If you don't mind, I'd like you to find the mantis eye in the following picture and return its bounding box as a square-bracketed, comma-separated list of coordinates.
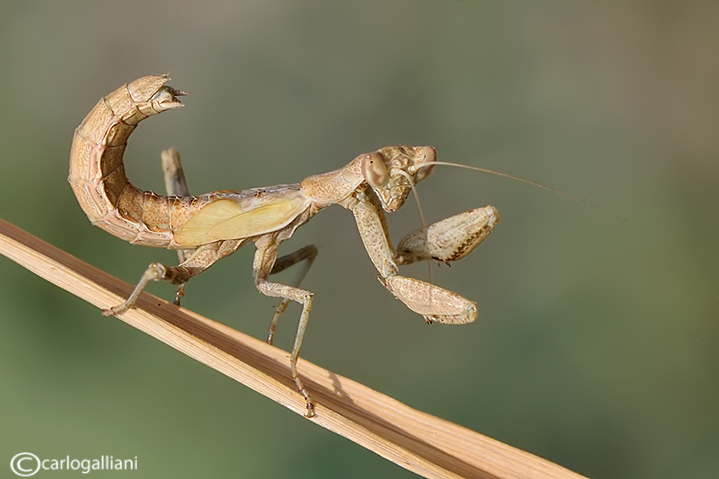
[361, 152, 389, 190]
[414, 146, 436, 182]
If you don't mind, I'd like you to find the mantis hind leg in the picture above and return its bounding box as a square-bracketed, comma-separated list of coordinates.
[103, 148, 246, 316]
[161, 148, 192, 305]
[103, 241, 242, 316]
[102, 261, 191, 316]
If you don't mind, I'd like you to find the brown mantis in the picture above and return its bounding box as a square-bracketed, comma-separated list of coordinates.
[68, 75, 501, 417]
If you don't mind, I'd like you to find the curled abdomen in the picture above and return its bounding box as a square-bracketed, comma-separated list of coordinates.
[68, 75, 197, 248]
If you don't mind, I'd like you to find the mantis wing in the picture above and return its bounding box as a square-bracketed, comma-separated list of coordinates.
[175, 190, 309, 246]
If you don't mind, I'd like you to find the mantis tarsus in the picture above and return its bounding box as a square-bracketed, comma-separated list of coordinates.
[68, 75, 501, 417]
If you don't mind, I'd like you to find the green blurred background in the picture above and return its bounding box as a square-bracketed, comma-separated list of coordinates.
[1, 1, 717, 478]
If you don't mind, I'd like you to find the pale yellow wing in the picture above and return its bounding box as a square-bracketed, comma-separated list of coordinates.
[175, 193, 309, 246]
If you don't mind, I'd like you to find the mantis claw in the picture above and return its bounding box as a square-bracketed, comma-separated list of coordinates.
[396, 206, 499, 266]
[384, 276, 478, 325]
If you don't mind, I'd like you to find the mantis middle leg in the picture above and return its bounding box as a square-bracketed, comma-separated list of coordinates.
[252, 234, 318, 417]
[266, 245, 318, 345]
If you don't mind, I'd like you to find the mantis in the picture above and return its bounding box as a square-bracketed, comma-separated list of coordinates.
[68, 75, 500, 417]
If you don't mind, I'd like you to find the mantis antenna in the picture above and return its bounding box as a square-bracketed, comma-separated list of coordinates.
[395, 168, 435, 281]
[414, 161, 623, 220]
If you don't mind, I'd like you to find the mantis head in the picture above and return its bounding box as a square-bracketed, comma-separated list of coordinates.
[361, 145, 436, 212]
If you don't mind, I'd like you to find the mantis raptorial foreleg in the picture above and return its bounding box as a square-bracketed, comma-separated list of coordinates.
[395, 206, 499, 267]
[346, 188, 499, 324]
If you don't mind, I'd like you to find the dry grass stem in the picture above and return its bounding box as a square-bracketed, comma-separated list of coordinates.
[0, 217, 588, 479]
